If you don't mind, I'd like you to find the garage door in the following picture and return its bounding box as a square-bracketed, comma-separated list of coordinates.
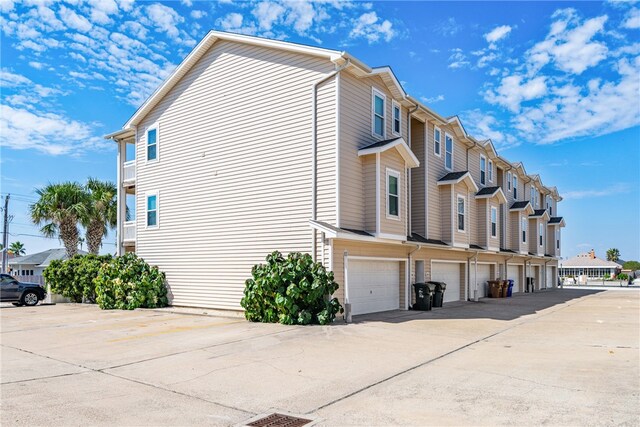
[546, 266, 555, 289]
[508, 265, 520, 293]
[431, 262, 462, 303]
[470, 264, 491, 298]
[348, 260, 400, 316]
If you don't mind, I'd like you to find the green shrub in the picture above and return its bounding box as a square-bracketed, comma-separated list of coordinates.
[94, 253, 168, 310]
[618, 273, 628, 280]
[43, 255, 111, 303]
[241, 251, 343, 325]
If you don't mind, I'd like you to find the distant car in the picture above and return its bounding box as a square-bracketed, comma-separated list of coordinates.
[0, 274, 46, 306]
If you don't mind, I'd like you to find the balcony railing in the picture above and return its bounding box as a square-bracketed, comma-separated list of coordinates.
[123, 160, 135, 184]
[123, 221, 136, 243]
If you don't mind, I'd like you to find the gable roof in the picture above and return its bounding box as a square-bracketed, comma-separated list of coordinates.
[358, 137, 420, 168]
[548, 216, 566, 226]
[529, 209, 550, 220]
[437, 171, 479, 192]
[475, 186, 507, 204]
[8, 249, 88, 268]
[510, 201, 534, 214]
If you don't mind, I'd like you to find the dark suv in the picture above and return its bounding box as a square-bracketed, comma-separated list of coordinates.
[0, 274, 47, 306]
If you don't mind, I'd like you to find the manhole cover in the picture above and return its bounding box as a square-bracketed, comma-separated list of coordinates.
[247, 413, 312, 427]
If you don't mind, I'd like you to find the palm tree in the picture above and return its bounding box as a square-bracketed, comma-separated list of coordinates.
[607, 248, 620, 262]
[9, 241, 25, 256]
[30, 182, 88, 258]
[83, 178, 117, 254]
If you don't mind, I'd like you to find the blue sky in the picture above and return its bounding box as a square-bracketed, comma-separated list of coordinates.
[1, 0, 639, 260]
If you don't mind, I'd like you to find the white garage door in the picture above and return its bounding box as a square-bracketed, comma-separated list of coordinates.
[431, 262, 462, 303]
[546, 266, 555, 289]
[508, 265, 520, 293]
[348, 260, 399, 316]
[470, 264, 491, 298]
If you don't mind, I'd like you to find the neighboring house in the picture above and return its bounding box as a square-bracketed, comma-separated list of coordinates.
[9, 249, 87, 280]
[560, 250, 622, 281]
[106, 31, 565, 316]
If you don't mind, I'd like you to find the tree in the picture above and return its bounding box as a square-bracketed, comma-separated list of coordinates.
[9, 241, 25, 256]
[606, 248, 620, 262]
[83, 178, 117, 254]
[30, 182, 88, 258]
[623, 261, 640, 272]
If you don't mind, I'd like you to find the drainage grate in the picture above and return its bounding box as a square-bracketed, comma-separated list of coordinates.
[247, 413, 312, 427]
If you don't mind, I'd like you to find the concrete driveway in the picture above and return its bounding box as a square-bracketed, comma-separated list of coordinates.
[1, 289, 638, 426]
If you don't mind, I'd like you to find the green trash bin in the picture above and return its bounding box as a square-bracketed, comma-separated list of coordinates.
[412, 283, 433, 311]
[429, 281, 447, 307]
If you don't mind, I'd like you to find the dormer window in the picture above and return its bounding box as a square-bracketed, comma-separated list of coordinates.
[392, 101, 401, 136]
[372, 89, 385, 138]
[386, 169, 400, 218]
[480, 155, 487, 186]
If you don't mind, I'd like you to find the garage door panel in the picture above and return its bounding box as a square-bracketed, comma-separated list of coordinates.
[508, 265, 520, 293]
[471, 264, 491, 298]
[432, 262, 462, 303]
[348, 260, 400, 316]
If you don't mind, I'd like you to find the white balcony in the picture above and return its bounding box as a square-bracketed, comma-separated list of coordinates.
[123, 221, 136, 244]
[123, 160, 135, 185]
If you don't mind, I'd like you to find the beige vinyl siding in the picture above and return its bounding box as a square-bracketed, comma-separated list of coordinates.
[134, 40, 336, 310]
[426, 122, 442, 239]
[468, 148, 483, 187]
[339, 72, 409, 231]
[380, 149, 406, 237]
[510, 212, 521, 252]
[529, 218, 538, 254]
[410, 119, 426, 236]
[363, 155, 376, 233]
[440, 185, 452, 243]
[477, 199, 487, 248]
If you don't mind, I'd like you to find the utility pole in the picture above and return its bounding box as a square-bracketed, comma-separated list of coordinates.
[2, 194, 9, 273]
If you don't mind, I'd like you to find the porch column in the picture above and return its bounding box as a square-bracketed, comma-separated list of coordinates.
[116, 140, 125, 256]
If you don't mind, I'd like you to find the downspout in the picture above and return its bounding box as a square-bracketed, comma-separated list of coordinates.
[523, 256, 532, 292]
[312, 59, 351, 261]
[407, 104, 419, 237]
[467, 250, 479, 301]
[407, 245, 421, 310]
[466, 139, 477, 171]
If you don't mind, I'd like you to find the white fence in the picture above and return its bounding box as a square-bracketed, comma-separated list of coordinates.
[15, 275, 44, 285]
[123, 160, 136, 183]
[123, 221, 136, 242]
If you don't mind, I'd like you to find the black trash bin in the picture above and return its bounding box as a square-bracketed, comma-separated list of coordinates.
[412, 283, 434, 311]
[429, 281, 447, 307]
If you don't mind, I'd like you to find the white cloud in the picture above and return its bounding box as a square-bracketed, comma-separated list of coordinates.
[434, 17, 461, 36]
[350, 11, 395, 43]
[477, 52, 498, 68]
[88, 0, 119, 25]
[420, 95, 445, 103]
[190, 10, 207, 20]
[145, 3, 184, 38]
[563, 183, 631, 200]
[447, 48, 470, 69]
[58, 5, 92, 32]
[253, 2, 285, 31]
[484, 75, 548, 112]
[0, 0, 15, 13]
[461, 109, 515, 147]
[216, 13, 257, 35]
[484, 25, 512, 43]
[28, 61, 45, 69]
[622, 8, 640, 29]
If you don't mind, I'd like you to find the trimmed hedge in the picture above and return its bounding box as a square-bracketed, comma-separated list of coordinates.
[95, 252, 168, 310]
[43, 254, 111, 303]
[241, 251, 343, 325]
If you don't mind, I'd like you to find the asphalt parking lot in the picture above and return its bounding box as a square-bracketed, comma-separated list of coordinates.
[1, 288, 639, 426]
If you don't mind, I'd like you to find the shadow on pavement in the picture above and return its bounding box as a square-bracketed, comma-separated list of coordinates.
[352, 288, 605, 323]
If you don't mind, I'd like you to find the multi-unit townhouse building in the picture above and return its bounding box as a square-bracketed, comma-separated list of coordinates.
[106, 31, 565, 317]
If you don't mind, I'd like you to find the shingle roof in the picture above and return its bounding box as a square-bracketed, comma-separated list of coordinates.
[359, 137, 403, 151]
[8, 249, 88, 268]
[407, 233, 448, 246]
[531, 209, 547, 216]
[476, 186, 501, 196]
[561, 253, 622, 268]
[510, 201, 530, 210]
[342, 228, 373, 237]
[470, 244, 484, 250]
[548, 216, 564, 224]
[500, 248, 517, 254]
[438, 171, 468, 182]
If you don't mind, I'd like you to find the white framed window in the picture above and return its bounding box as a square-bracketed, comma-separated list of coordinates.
[445, 133, 453, 171]
[392, 100, 401, 136]
[507, 171, 512, 192]
[488, 160, 493, 183]
[491, 206, 497, 238]
[480, 155, 487, 186]
[522, 217, 527, 243]
[556, 229, 560, 249]
[548, 198, 553, 215]
[386, 168, 400, 219]
[513, 176, 518, 200]
[434, 126, 441, 157]
[539, 223, 543, 246]
[372, 88, 386, 138]
[146, 191, 159, 228]
[146, 124, 159, 162]
[457, 194, 465, 232]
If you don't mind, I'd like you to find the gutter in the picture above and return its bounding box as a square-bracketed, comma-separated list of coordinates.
[467, 250, 479, 301]
[311, 59, 351, 261]
[406, 104, 420, 237]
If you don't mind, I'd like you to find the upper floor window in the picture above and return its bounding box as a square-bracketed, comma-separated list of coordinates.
[445, 134, 453, 171]
[372, 89, 385, 138]
[491, 206, 497, 238]
[488, 160, 493, 182]
[146, 192, 158, 228]
[480, 155, 487, 186]
[507, 171, 512, 191]
[539, 223, 543, 246]
[513, 176, 518, 200]
[521, 217, 527, 243]
[434, 127, 441, 157]
[556, 229, 560, 249]
[387, 169, 400, 218]
[457, 195, 465, 232]
[530, 187, 535, 203]
[147, 125, 158, 162]
[392, 101, 401, 136]
[548, 198, 553, 216]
